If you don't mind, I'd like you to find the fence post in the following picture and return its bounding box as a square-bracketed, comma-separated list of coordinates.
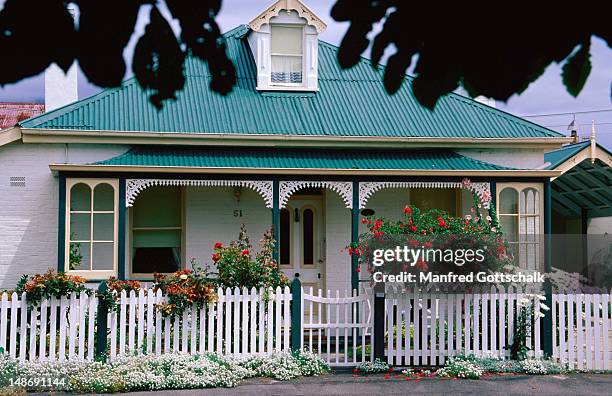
[373, 283, 385, 361]
[95, 281, 109, 361]
[291, 275, 302, 352]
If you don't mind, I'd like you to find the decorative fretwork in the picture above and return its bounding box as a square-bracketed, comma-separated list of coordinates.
[126, 179, 274, 208]
[249, 0, 327, 33]
[358, 181, 491, 209]
[279, 181, 352, 208]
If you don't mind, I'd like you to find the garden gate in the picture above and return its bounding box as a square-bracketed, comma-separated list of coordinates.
[299, 286, 374, 367]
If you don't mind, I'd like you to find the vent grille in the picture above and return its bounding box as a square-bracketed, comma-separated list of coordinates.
[9, 176, 26, 187]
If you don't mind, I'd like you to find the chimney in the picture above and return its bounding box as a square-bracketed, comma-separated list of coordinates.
[45, 63, 78, 112]
[44, 7, 78, 112]
[570, 129, 579, 144]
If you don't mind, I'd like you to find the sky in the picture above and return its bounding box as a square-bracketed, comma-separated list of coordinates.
[1, 0, 611, 149]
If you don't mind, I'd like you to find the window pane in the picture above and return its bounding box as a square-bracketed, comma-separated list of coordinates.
[499, 188, 518, 214]
[70, 183, 91, 211]
[133, 187, 181, 228]
[280, 208, 291, 265]
[92, 243, 114, 270]
[93, 213, 114, 241]
[132, 248, 180, 274]
[500, 215, 517, 241]
[70, 242, 90, 271]
[271, 26, 302, 55]
[94, 184, 114, 211]
[303, 209, 314, 265]
[271, 56, 302, 83]
[70, 213, 91, 241]
[520, 188, 539, 214]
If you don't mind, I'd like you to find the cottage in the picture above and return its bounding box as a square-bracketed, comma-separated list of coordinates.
[2, 0, 606, 291]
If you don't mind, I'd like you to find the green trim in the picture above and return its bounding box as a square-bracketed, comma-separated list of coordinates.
[351, 182, 359, 292]
[290, 276, 302, 351]
[118, 178, 126, 280]
[57, 174, 66, 272]
[272, 181, 280, 263]
[543, 179, 553, 357]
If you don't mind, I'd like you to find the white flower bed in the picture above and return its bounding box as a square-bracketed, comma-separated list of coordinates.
[355, 358, 390, 374]
[0, 351, 329, 393]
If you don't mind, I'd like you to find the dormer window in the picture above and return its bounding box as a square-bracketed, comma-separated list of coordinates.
[248, 0, 326, 92]
[271, 25, 304, 85]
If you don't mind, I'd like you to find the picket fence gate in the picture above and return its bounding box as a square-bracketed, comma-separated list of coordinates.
[300, 287, 373, 367]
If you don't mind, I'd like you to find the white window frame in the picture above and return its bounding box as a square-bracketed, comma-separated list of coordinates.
[66, 178, 119, 279]
[497, 182, 544, 271]
[269, 24, 305, 87]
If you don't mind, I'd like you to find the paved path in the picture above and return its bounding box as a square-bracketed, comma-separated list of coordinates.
[105, 372, 612, 396]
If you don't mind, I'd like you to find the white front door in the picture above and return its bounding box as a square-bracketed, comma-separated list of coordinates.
[279, 195, 325, 292]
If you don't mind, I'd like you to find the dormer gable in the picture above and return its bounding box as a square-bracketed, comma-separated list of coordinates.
[247, 0, 326, 91]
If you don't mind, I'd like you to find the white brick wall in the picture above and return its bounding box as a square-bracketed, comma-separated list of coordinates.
[0, 142, 129, 288]
[185, 187, 272, 269]
[458, 148, 545, 169]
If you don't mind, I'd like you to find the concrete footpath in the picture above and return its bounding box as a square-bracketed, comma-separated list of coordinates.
[98, 372, 612, 396]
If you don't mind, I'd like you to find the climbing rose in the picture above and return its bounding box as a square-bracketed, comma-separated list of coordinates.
[241, 249, 249, 256]
[212, 253, 221, 262]
[404, 206, 412, 215]
[214, 242, 223, 249]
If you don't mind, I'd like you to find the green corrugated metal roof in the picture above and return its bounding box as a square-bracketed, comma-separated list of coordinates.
[22, 25, 561, 139]
[545, 141, 591, 169]
[92, 146, 514, 170]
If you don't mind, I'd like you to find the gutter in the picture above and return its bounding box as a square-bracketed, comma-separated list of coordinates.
[49, 163, 562, 177]
[0, 127, 22, 146]
[20, 128, 572, 150]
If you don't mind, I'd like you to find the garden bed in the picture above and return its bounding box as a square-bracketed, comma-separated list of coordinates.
[0, 350, 329, 393]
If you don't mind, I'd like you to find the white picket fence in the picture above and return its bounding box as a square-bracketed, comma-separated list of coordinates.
[0, 291, 98, 362]
[552, 292, 611, 370]
[384, 287, 611, 369]
[300, 287, 373, 367]
[0, 287, 291, 362]
[1, 287, 610, 370]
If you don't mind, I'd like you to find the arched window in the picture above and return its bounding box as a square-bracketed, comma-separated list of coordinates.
[67, 179, 118, 278]
[279, 208, 292, 266]
[497, 184, 542, 270]
[302, 207, 315, 265]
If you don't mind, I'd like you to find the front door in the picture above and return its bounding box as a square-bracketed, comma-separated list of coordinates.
[279, 194, 325, 292]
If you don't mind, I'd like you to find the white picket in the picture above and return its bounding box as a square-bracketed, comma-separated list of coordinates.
[48, 296, 57, 361]
[58, 296, 68, 361]
[119, 291, 127, 356]
[137, 289, 145, 353]
[0, 293, 8, 352]
[88, 295, 97, 361]
[585, 294, 593, 370]
[28, 303, 38, 361]
[242, 289, 249, 355]
[9, 293, 18, 358]
[593, 294, 602, 370]
[128, 291, 136, 353]
[567, 294, 575, 369]
[78, 292, 86, 360]
[601, 294, 612, 370]
[147, 290, 155, 354]
[576, 294, 585, 370]
[155, 289, 163, 355]
[276, 287, 283, 352]
[233, 288, 240, 355]
[40, 298, 48, 361]
[216, 289, 224, 354]
[249, 287, 257, 355]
